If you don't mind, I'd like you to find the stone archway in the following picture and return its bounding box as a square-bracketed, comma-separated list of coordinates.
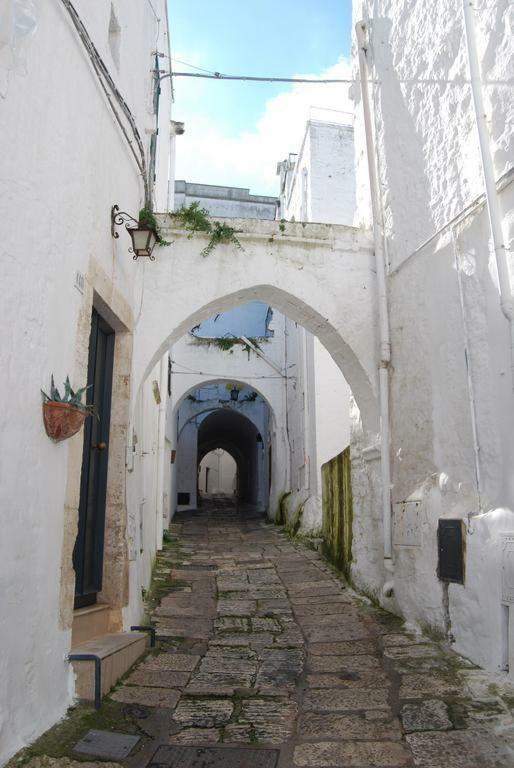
[172, 380, 280, 514]
[132, 217, 378, 434]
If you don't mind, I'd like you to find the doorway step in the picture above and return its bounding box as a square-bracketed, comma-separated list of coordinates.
[70, 631, 148, 700]
[71, 604, 112, 647]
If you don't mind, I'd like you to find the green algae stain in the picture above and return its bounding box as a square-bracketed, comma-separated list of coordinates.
[321, 446, 353, 580]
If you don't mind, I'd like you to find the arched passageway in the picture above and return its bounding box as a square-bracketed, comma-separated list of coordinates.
[173, 382, 273, 513]
[198, 409, 264, 505]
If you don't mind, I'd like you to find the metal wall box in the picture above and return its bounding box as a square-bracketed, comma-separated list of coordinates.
[438, 519, 465, 584]
[177, 492, 190, 505]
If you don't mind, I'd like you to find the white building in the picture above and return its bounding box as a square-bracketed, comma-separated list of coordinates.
[0, 2, 175, 762]
[277, 119, 356, 225]
[175, 180, 278, 219]
[275, 119, 356, 530]
[350, 0, 514, 673]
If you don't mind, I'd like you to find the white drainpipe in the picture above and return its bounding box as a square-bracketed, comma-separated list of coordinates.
[356, 22, 394, 591]
[462, 0, 514, 390]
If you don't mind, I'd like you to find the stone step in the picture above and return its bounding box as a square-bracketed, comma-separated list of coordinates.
[71, 604, 112, 647]
[71, 631, 148, 700]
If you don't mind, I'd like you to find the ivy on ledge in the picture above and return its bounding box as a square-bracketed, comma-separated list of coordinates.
[169, 202, 243, 257]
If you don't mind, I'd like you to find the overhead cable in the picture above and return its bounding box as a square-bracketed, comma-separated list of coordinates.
[60, 0, 149, 202]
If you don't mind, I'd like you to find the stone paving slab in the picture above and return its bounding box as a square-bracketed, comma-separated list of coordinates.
[143, 653, 201, 671]
[172, 698, 234, 727]
[124, 669, 191, 688]
[293, 740, 411, 767]
[401, 699, 452, 732]
[305, 671, 390, 689]
[307, 654, 380, 673]
[303, 687, 392, 712]
[298, 711, 402, 741]
[110, 686, 180, 709]
[308, 640, 377, 656]
[406, 729, 511, 767]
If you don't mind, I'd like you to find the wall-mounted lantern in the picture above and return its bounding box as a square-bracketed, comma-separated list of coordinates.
[230, 386, 240, 402]
[111, 204, 157, 260]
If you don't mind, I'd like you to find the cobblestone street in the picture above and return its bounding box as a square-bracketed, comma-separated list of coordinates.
[21, 502, 514, 768]
[106, 502, 514, 768]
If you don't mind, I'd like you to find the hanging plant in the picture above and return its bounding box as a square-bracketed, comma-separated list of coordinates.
[170, 202, 243, 257]
[41, 375, 95, 443]
[138, 207, 171, 246]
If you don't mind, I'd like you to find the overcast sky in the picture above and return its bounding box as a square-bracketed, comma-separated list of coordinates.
[168, 1, 354, 196]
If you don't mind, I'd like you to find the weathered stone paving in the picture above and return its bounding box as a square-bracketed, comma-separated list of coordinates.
[22, 501, 514, 768]
[105, 501, 514, 767]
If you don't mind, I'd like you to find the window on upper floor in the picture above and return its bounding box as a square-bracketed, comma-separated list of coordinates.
[108, 4, 121, 71]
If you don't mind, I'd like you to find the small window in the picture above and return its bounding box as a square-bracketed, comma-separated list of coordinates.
[177, 492, 190, 505]
[438, 519, 465, 584]
[108, 5, 121, 70]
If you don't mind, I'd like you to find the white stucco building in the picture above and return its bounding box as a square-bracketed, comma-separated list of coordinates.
[350, 0, 514, 673]
[175, 181, 278, 220]
[0, 1, 175, 762]
[275, 119, 356, 530]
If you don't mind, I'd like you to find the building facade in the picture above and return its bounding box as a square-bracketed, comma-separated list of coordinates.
[0, 1, 174, 762]
[351, 0, 514, 673]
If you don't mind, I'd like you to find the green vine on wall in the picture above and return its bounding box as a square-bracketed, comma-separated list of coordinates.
[138, 207, 171, 246]
[170, 202, 243, 257]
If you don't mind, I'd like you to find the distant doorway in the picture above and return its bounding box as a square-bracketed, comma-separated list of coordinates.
[73, 308, 115, 608]
[199, 449, 237, 496]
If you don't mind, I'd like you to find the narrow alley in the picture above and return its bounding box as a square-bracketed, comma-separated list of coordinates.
[21, 501, 514, 768]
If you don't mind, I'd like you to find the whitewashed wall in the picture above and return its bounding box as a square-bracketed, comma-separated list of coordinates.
[0, 1, 172, 762]
[199, 450, 237, 494]
[352, 0, 514, 673]
[277, 121, 355, 533]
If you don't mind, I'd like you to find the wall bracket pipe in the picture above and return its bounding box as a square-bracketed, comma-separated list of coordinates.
[356, 21, 394, 573]
[66, 654, 102, 710]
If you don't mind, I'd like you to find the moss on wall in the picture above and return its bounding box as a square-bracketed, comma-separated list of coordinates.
[275, 490, 291, 525]
[322, 446, 353, 579]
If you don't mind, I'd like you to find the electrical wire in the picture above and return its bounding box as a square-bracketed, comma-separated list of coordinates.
[170, 72, 353, 84]
[168, 71, 513, 86]
[170, 359, 294, 380]
[60, 0, 149, 202]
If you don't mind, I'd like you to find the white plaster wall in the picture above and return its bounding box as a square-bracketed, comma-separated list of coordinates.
[277, 129, 356, 533]
[280, 121, 356, 226]
[351, 0, 514, 672]
[313, 339, 352, 472]
[0, 1, 172, 761]
[352, 0, 513, 264]
[200, 450, 237, 494]
[309, 122, 356, 225]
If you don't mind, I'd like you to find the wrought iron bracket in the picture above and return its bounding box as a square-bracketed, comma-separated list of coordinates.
[111, 204, 138, 239]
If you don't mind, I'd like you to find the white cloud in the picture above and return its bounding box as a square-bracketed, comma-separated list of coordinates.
[172, 58, 354, 197]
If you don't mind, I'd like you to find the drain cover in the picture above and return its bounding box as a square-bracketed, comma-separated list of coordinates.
[148, 745, 279, 768]
[73, 729, 140, 759]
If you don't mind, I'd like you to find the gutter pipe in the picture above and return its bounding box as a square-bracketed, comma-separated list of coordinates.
[462, 0, 514, 391]
[355, 22, 394, 588]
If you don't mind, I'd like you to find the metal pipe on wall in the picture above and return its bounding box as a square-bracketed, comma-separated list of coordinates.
[462, 0, 514, 391]
[355, 22, 394, 583]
